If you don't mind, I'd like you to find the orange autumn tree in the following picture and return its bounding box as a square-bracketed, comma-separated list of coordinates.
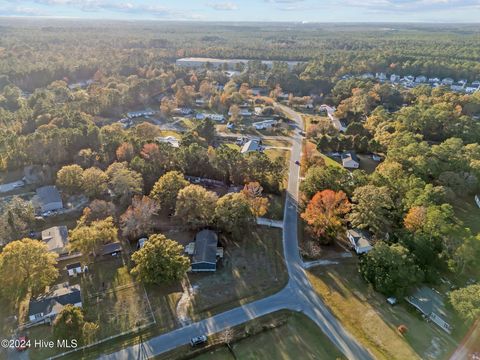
[404, 206, 427, 233]
[301, 189, 351, 244]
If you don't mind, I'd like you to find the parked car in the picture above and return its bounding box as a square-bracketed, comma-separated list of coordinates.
[295, 160, 300, 165]
[190, 335, 208, 347]
[387, 297, 397, 306]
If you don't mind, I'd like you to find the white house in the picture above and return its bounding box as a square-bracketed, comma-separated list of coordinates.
[376, 72, 387, 81]
[429, 77, 441, 83]
[465, 87, 478, 94]
[347, 229, 373, 254]
[66, 262, 86, 277]
[403, 75, 415, 83]
[341, 152, 360, 169]
[155, 136, 180, 148]
[28, 283, 82, 325]
[253, 119, 277, 130]
[361, 73, 374, 79]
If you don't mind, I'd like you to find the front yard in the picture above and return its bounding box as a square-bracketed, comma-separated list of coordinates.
[307, 260, 457, 360]
[188, 227, 287, 320]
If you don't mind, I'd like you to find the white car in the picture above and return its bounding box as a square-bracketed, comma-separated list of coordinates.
[190, 335, 208, 347]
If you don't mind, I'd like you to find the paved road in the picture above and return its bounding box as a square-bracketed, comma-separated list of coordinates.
[101, 104, 372, 360]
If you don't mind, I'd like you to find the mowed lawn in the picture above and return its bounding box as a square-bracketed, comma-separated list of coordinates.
[189, 227, 287, 320]
[452, 195, 480, 235]
[195, 313, 344, 360]
[307, 261, 457, 360]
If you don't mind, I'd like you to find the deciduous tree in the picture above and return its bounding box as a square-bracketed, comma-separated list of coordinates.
[175, 185, 217, 229]
[150, 171, 189, 213]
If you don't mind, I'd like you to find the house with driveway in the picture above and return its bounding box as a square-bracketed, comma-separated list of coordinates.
[41, 225, 80, 260]
[405, 286, 452, 334]
[33, 185, 63, 213]
[28, 283, 82, 325]
[341, 152, 360, 169]
[186, 230, 223, 272]
[346, 228, 373, 254]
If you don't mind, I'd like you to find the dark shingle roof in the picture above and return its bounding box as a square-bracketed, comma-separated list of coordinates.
[101, 242, 122, 256]
[36, 186, 62, 206]
[28, 284, 81, 317]
[192, 230, 218, 264]
[66, 262, 81, 270]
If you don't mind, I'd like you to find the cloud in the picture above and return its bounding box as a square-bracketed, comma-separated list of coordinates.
[207, 2, 238, 10]
[0, 5, 47, 16]
[338, 0, 480, 12]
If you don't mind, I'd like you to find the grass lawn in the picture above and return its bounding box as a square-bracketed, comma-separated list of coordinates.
[188, 227, 287, 321]
[195, 313, 344, 360]
[263, 138, 291, 148]
[320, 153, 343, 168]
[307, 260, 457, 360]
[264, 148, 290, 163]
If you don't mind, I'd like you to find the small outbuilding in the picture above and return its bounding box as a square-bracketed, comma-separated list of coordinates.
[101, 242, 122, 257]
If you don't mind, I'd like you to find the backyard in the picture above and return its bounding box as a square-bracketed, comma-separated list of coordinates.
[188, 227, 287, 320]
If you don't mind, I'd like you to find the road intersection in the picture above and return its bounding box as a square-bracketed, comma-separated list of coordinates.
[101, 104, 372, 360]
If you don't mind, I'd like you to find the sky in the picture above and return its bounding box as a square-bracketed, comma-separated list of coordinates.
[0, 0, 479, 23]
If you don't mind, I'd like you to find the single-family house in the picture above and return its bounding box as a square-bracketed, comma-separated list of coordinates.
[346, 228, 373, 254]
[101, 242, 122, 257]
[375, 73, 387, 81]
[66, 262, 86, 277]
[472, 80, 480, 88]
[28, 283, 82, 325]
[341, 152, 360, 169]
[41, 226, 77, 259]
[189, 230, 223, 272]
[173, 107, 193, 116]
[253, 119, 277, 130]
[34, 186, 63, 213]
[241, 139, 262, 154]
[204, 113, 225, 122]
[195, 98, 207, 106]
[405, 286, 452, 334]
[442, 78, 454, 86]
[429, 77, 441, 83]
[155, 136, 180, 148]
[403, 75, 415, 83]
[475, 194, 480, 209]
[127, 110, 155, 119]
[465, 87, 479, 94]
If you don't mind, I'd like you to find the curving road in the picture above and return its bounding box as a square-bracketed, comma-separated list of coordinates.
[100, 104, 372, 360]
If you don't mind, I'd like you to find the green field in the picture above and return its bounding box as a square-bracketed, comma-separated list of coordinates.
[195, 313, 344, 360]
[307, 260, 457, 360]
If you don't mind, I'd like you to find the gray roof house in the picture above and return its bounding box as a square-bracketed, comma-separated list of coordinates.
[28, 283, 82, 324]
[341, 152, 360, 169]
[191, 230, 220, 272]
[34, 185, 63, 213]
[101, 242, 122, 256]
[241, 139, 261, 154]
[346, 228, 373, 254]
[405, 286, 452, 334]
[42, 226, 68, 254]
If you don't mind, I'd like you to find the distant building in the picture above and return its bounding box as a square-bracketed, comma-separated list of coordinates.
[176, 57, 303, 70]
[189, 230, 223, 272]
[341, 152, 360, 169]
[34, 186, 63, 213]
[241, 139, 262, 154]
[196, 113, 225, 122]
[415, 76, 427, 83]
[155, 136, 180, 148]
[375, 72, 387, 81]
[442, 78, 454, 86]
[127, 110, 155, 119]
[390, 74, 400, 83]
[28, 283, 82, 325]
[253, 119, 277, 130]
[346, 228, 373, 254]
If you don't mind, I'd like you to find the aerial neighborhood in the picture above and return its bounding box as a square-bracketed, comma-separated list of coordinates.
[0, 19, 479, 360]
